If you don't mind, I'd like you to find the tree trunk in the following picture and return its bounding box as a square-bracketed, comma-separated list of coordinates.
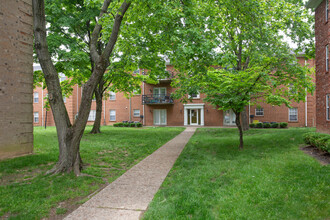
[241, 107, 249, 131]
[90, 88, 103, 134]
[235, 111, 244, 149]
[33, 0, 131, 175]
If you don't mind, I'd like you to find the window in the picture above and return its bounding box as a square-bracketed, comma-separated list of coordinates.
[33, 92, 39, 103]
[133, 69, 140, 74]
[133, 109, 140, 117]
[189, 92, 200, 99]
[88, 110, 96, 121]
[110, 110, 116, 121]
[327, 94, 330, 120]
[255, 108, 264, 116]
[327, 45, 329, 72]
[153, 88, 166, 97]
[289, 108, 298, 122]
[59, 73, 66, 82]
[34, 112, 39, 123]
[109, 91, 116, 100]
[63, 96, 66, 103]
[153, 109, 167, 125]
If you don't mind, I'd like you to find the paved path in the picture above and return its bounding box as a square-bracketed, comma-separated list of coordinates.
[65, 127, 196, 220]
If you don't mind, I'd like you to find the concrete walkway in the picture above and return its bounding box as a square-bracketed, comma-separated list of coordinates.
[65, 127, 196, 220]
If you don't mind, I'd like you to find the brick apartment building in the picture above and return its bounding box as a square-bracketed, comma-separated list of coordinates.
[33, 56, 316, 128]
[0, 0, 34, 159]
[307, 0, 330, 134]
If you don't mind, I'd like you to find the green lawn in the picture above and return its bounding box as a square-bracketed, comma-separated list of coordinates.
[144, 128, 330, 220]
[0, 126, 184, 219]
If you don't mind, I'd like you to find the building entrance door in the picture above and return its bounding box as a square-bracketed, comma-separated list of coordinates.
[224, 109, 236, 126]
[188, 109, 200, 126]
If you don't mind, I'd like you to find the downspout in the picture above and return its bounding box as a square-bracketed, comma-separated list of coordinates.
[76, 85, 79, 115]
[248, 101, 251, 124]
[41, 82, 44, 127]
[305, 60, 308, 127]
[103, 99, 106, 125]
[305, 92, 308, 127]
[143, 81, 145, 125]
[129, 97, 132, 121]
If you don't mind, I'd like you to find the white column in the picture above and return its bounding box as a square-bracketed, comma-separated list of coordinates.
[201, 107, 204, 126]
[184, 108, 188, 126]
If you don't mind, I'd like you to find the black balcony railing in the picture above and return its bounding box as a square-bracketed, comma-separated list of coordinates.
[142, 94, 174, 105]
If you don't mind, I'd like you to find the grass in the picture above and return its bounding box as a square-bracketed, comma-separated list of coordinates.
[144, 128, 330, 220]
[0, 126, 184, 219]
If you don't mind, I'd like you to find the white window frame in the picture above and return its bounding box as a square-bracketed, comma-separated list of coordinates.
[255, 108, 264, 116]
[88, 110, 96, 121]
[33, 92, 39, 103]
[110, 110, 116, 121]
[133, 109, 140, 117]
[153, 109, 167, 125]
[289, 108, 298, 122]
[326, 94, 330, 121]
[109, 91, 116, 100]
[188, 92, 200, 99]
[153, 87, 166, 97]
[326, 45, 329, 72]
[34, 112, 39, 123]
[59, 73, 66, 82]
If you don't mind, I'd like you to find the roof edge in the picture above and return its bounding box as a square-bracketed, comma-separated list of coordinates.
[306, 0, 323, 9]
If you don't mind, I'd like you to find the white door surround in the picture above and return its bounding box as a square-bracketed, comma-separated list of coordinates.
[184, 104, 205, 126]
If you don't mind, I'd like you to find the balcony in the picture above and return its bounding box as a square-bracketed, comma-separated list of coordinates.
[142, 94, 174, 105]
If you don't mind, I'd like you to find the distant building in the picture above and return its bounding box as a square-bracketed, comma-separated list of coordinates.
[307, 0, 330, 134]
[33, 57, 315, 127]
[0, 0, 34, 159]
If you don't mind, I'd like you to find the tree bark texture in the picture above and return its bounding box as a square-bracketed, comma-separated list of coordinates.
[33, 0, 131, 175]
[235, 111, 244, 149]
[241, 107, 249, 131]
[90, 81, 104, 134]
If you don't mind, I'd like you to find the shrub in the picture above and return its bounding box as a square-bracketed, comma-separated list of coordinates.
[303, 132, 330, 153]
[113, 123, 123, 127]
[129, 123, 136, 127]
[271, 123, 279, 128]
[123, 123, 129, 127]
[249, 123, 256, 128]
[263, 123, 271, 128]
[256, 122, 263, 128]
[280, 122, 288, 128]
[136, 122, 142, 127]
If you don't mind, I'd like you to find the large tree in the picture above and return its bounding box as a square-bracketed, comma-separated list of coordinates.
[33, 0, 131, 174]
[170, 0, 315, 149]
[33, 0, 196, 174]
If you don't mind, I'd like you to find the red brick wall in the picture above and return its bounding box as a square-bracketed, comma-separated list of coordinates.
[315, 0, 330, 133]
[0, 0, 34, 159]
[33, 60, 315, 128]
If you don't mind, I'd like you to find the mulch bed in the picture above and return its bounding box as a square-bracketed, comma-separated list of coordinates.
[300, 145, 330, 165]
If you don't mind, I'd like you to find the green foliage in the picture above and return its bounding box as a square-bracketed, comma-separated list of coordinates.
[303, 132, 330, 153]
[280, 122, 288, 128]
[271, 123, 279, 128]
[263, 123, 271, 128]
[256, 123, 263, 128]
[249, 123, 256, 128]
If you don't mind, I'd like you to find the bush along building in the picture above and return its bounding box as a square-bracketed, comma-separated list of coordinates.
[307, 0, 330, 134]
[0, 0, 34, 160]
[33, 56, 316, 128]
